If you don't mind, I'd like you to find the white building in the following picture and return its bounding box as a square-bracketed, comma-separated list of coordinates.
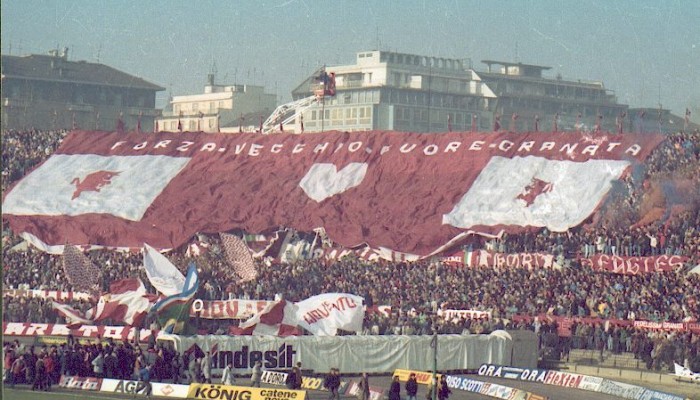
[291, 50, 496, 133]
[290, 50, 629, 133]
[158, 74, 277, 133]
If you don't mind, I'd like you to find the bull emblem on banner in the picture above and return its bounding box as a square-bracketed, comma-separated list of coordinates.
[71, 170, 121, 199]
[516, 177, 553, 207]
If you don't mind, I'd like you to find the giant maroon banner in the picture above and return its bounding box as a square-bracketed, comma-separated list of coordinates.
[580, 254, 687, 275]
[2, 130, 664, 256]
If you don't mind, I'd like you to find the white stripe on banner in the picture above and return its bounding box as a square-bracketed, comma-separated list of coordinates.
[3, 154, 190, 221]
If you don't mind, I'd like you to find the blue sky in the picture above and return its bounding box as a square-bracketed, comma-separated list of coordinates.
[2, 0, 698, 115]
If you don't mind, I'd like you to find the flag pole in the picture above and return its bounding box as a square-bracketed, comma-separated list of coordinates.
[432, 317, 438, 400]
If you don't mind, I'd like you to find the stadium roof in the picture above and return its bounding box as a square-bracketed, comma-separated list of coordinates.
[1, 53, 164, 91]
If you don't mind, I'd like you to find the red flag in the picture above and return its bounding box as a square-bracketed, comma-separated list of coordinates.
[62, 245, 101, 293]
[54, 278, 156, 327]
[220, 233, 258, 282]
[235, 299, 301, 336]
[91, 278, 156, 326]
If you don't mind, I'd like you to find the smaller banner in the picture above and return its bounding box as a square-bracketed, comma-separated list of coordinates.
[393, 369, 441, 384]
[466, 250, 560, 270]
[3, 289, 92, 301]
[3, 322, 157, 341]
[477, 364, 547, 383]
[296, 293, 365, 336]
[100, 379, 189, 398]
[444, 375, 485, 393]
[59, 375, 103, 391]
[580, 254, 687, 275]
[187, 384, 306, 400]
[438, 309, 492, 321]
[190, 299, 274, 319]
[261, 371, 325, 391]
[510, 315, 700, 334]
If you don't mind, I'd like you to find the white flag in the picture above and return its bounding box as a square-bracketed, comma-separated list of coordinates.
[295, 293, 365, 336]
[143, 243, 186, 296]
[2, 154, 189, 221]
[443, 156, 629, 232]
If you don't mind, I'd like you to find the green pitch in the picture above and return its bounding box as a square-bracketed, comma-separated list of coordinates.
[2, 388, 133, 400]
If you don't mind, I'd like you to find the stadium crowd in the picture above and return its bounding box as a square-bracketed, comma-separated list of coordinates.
[2, 128, 700, 376]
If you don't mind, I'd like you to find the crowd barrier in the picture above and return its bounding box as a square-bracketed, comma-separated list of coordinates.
[392, 368, 548, 400]
[477, 364, 691, 400]
[260, 370, 385, 400]
[164, 331, 516, 374]
[58, 375, 307, 400]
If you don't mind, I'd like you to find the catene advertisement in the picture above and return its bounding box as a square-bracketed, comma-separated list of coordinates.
[187, 384, 306, 400]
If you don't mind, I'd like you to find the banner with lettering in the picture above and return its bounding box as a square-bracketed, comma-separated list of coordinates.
[2, 130, 663, 256]
[296, 293, 365, 336]
[510, 315, 700, 334]
[580, 254, 687, 275]
[438, 309, 492, 321]
[3, 322, 157, 341]
[465, 250, 561, 269]
[3, 289, 92, 301]
[190, 299, 273, 319]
